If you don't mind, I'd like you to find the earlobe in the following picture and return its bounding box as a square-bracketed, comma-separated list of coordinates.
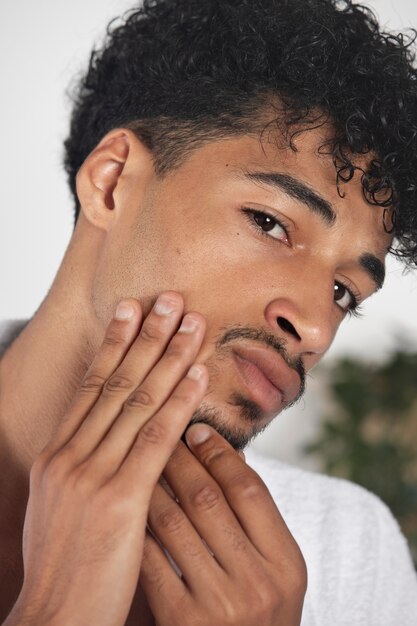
[75, 131, 130, 230]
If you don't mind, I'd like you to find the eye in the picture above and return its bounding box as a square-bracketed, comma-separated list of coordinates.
[243, 208, 289, 243]
[334, 281, 360, 315]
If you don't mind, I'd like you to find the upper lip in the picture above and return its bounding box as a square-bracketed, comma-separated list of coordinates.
[232, 344, 301, 406]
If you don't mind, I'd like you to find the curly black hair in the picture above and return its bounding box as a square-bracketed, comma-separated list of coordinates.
[64, 0, 417, 265]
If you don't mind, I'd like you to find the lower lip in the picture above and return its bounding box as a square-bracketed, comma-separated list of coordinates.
[232, 352, 283, 414]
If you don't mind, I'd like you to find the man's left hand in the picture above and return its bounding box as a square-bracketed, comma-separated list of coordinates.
[140, 424, 307, 626]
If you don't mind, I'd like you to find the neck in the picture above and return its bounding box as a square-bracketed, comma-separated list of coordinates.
[0, 215, 153, 619]
[0, 215, 105, 483]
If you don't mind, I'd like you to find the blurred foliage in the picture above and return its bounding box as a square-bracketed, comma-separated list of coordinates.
[306, 349, 417, 566]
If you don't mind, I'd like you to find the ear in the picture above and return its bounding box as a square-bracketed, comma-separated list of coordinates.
[76, 128, 152, 231]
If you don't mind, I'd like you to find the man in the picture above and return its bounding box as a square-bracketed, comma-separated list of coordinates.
[1, 0, 417, 624]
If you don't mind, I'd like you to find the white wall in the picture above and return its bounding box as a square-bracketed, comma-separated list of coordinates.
[1, 0, 416, 464]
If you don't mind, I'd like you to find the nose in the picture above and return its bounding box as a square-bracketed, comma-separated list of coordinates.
[264, 296, 335, 357]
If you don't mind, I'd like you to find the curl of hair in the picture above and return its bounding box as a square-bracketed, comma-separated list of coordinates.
[64, 0, 417, 266]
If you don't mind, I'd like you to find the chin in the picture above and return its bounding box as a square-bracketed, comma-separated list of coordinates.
[185, 399, 269, 450]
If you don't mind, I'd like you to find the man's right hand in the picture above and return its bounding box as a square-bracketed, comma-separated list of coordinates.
[4, 292, 207, 626]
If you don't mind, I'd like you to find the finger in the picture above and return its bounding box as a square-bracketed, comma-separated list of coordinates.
[62, 292, 186, 464]
[161, 441, 256, 576]
[114, 363, 208, 496]
[146, 482, 221, 591]
[42, 298, 143, 456]
[86, 312, 206, 475]
[140, 530, 187, 620]
[185, 424, 296, 562]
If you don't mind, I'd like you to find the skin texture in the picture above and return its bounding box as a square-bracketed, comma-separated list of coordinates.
[0, 124, 392, 625]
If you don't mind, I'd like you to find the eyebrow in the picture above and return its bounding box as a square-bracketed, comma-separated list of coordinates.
[240, 169, 386, 291]
[242, 170, 337, 226]
[359, 253, 385, 290]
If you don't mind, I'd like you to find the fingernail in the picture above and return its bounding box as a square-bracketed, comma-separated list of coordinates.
[186, 423, 212, 446]
[186, 364, 204, 381]
[153, 295, 177, 316]
[115, 301, 135, 320]
[178, 314, 199, 334]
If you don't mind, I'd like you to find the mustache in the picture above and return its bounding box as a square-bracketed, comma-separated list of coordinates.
[216, 326, 306, 405]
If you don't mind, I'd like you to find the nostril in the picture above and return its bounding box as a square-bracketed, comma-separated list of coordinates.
[277, 316, 301, 341]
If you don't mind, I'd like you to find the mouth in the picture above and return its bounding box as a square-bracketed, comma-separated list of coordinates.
[232, 346, 301, 415]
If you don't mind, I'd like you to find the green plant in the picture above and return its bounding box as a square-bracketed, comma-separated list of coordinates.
[306, 350, 417, 566]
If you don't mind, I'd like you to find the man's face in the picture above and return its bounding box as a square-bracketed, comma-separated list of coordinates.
[87, 126, 392, 449]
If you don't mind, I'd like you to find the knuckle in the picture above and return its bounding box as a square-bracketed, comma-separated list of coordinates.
[216, 597, 239, 624]
[98, 487, 136, 521]
[229, 531, 248, 553]
[70, 464, 96, 496]
[103, 330, 125, 347]
[228, 471, 264, 500]
[41, 451, 71, 487]
[171, 389, 196, 407]
[140, 323, 162, 344]
[292, 573, 308, 600]
[104, 374, 135, 394]
[125, 387, 153, 409]
[156, 506, 185, 534]
[252, 579, 277, 615]
[164, 342, 186, 361]
[138, 419, 167, 446]
[198, 445, 228, 468]
[80, 373, 106, 394]
[190, 484, 221, 512]
[289, 550, 308, 595]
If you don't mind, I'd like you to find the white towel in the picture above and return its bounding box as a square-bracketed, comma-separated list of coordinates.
[246, 447, 417, 625]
